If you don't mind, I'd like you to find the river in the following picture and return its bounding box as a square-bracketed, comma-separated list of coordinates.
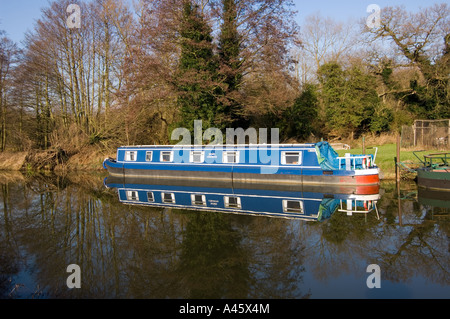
[0, 171, 448, 299]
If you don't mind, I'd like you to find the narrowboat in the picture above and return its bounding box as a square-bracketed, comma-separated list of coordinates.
[416, 152, 450, 191]
[104, 176, 380, 220]
[103, 142, 380, 186]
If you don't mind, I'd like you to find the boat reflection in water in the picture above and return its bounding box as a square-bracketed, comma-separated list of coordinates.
[104, 176, 381, 221]
[418, 187, 450, 210]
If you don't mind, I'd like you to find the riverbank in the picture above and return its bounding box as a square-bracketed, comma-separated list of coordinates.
[0, 145, 114, 173]
[0, 142, 437, 180]
[0, 151, 28, 170]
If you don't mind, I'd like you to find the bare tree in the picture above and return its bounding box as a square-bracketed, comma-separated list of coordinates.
[0, 31, 21, 151]
[295, 13, 360, 84]
[364, 3, 450, 119]
[366, 4, 450, 79]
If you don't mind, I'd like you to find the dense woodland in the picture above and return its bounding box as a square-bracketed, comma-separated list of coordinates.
[0, 0, 449, 157]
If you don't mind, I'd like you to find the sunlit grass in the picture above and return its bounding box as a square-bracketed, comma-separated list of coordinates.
[336, 143, 442, 179]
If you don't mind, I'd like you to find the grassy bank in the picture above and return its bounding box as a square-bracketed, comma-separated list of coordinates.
[0, 141, 442, 180]
[0, 146, 115, 173]
[336, 143, 440, 179]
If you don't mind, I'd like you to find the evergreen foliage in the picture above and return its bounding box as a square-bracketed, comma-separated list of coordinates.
[317, 62, 383, 138]
[175, 1, 223, 135]
[279, 84, 318, 141]
[217, 0, 246, 128]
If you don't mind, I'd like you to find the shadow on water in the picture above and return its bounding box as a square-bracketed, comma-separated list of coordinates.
[0, 171, 448, 299]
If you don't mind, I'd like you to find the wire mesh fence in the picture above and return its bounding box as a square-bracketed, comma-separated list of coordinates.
[402, 120, 450, 150]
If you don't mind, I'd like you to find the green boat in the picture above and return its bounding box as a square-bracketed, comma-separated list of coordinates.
[418, 188, 450, 208]
[416, 152, 450, 191]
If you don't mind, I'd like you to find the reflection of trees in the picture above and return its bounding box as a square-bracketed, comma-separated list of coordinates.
[0, 174, 123, 298]
[373, 208, 450, 285]
[0, 183, 20, 298]
[371, 182, 450, 285]
[120, 207, 188, 298]
[243, 218, 310, 298]
[304, 211, 382, 283]
[175, 212, 311, 298]
[321, 210, 380, 244]
[0, 173, 310, 298]
[177, 212, 250, 298]
[0, 176, 448, 298]
[305, 181, 450, 287]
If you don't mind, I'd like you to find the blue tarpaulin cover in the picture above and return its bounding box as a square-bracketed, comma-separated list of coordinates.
[317, 198, 339, 221]
[315, 141, 374, 170]
[315, 142, 340, 170]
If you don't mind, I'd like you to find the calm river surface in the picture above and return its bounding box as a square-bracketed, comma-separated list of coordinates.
[0, 171, 448, 299]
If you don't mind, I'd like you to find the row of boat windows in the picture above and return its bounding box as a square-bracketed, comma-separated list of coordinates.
[124, 150, 302, 165]
[125, 191, 304, 213]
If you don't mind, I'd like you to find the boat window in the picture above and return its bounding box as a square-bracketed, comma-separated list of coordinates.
[126, 190, 139, 201]
[147, 192, 154, 202]
[145, 151, 153, 162]
[160, 151, 173, 162]
[162, 192, 175, 203]
[282, 200, 304, 213]
[125, 151, 137, 161]
[281, 152, 302, 165]
[224, 196, 241, 208]
[191, 194, 206, 206]
[190, 151, 204, 163]
[223, 151, 239, 164]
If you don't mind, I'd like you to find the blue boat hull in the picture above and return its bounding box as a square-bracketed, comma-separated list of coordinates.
[103, 143, 380, 186]
[103, 157, 379, 186]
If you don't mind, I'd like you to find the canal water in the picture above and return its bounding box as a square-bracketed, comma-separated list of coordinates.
[0, 171, 448, 299]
